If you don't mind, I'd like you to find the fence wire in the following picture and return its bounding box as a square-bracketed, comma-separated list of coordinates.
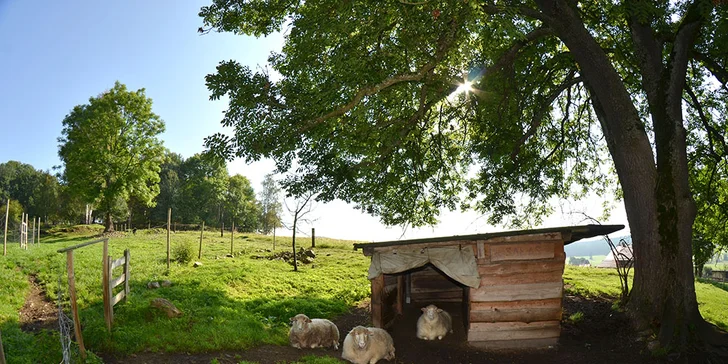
[57, 277, 75, 364]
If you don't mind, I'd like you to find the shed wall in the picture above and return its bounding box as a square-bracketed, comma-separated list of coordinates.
[467, 233, 566, 348]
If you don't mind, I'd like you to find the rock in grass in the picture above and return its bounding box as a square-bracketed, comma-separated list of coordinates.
[161, 280, 172, 287]
[150, 298, 183, 318]
[147, 281, 160, 289]
[193, 261, 203, 267]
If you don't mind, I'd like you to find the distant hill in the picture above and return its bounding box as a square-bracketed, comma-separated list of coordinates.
[565, 235, 632, 257]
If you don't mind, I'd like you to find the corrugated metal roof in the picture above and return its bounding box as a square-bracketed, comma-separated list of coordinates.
[353, 224, 624, 251]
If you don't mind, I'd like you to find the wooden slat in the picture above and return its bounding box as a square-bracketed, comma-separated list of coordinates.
[477, 242, 485, 259]
[484, 232, 563, 244]
[470, 307, 562, 323]
[124, 249, 130, 300]
[371, 274, 384, 328]
[477, 260, 564, 276]
[111, 289, 126, 306]
[102, 240, 111, 333]
[66, 251, 87, 358]
[110, 274, 126, 289]
[470, 281, 563, 302]
[490, 242, 555, 262]
[480, 270, 563, 286]
[467, 321, 560, 341]
[471, 298, 562, 311]
[111, 255, 126, 270]
[57, 237, 108, 253]
[396, 275, 404, 315]
[469, 337, 559, 349]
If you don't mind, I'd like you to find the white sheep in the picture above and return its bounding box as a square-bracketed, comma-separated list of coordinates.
[341, 325, 396, 364]
[288, 314, 340, 350]
[416, 304, 453, 340]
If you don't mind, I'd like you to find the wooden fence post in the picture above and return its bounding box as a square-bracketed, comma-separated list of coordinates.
[167, 208, 171, 270]
[371, 274, 384, 328]
[102, 239, 111, 332]
[198, 222, 204, 259]
[3, 199, 8, 256]
[31, 217, 35, 246]
[0, 328, 6, 364]
[230, 221, 234, 255]
[311, 228, 315, 248]
[36, 217, 40, 244]
[66, 250, 87, 359]
[124, 249, 130, 299]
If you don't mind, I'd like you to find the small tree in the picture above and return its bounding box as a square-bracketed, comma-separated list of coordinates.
[259, 173, 283, 235]
[283, 191, 317, 272]
[605, 236, 634, 305]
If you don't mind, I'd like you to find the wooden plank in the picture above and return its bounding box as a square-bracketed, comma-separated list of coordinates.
[66, 251, 87, 359]
[480, 271, 563, 286]
[57, 237, 108, 253]
[484, 232, 563, 244]
[107, 256, 114, 327]
[477, 260, 564, 276]
[0, 328, 6, 364]
[396, 275, 404, 315]
[467, 321, 561, 341]
[470, 281, 563, 302]
[470, 307, 562, 323]
[102, 240, 111, 332]
[469, 337, 559, 349]
[124, 249, 130, 301]
[471, 298, 562, 311]
[110, 274, 126, 289]
[111, 289, 126, 306]
[363, 241, 474, 256]
[371, 274, 384, 328]
[111, 255, 126, 270]
[477, 242, 485, 259]
[490, 242, 555, 262]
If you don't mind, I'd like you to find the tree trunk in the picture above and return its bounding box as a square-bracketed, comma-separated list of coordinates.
[533, 0, 712, 351]
[292, 212, 298, 272]
[104, 211, 114, 233]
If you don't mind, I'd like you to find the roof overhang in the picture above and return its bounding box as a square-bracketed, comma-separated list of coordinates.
[353, 224, 625, 252]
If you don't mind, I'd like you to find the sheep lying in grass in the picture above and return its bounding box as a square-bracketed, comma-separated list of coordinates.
[416, 304, 453, 340]
[289, 314, 340, 350]
[341, 326, 395, 364]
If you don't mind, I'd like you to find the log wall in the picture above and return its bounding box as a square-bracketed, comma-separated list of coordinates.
[467, 232, 566, 349]
[409, 266, 464, 303]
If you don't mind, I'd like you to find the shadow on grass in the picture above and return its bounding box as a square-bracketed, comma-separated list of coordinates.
[81, 279, 352, 360]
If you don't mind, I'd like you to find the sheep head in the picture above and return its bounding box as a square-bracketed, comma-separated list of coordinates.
[349, 326, 371, 349]
[421, 304, 442, 320]
[290, 314, 312, 331]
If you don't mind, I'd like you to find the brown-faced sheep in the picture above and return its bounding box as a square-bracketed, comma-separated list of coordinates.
[341, 326, 395, 364]
[416, 304, 453, 340]
[289, 314, 340, 350]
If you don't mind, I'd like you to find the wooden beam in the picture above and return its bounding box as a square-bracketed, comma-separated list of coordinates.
[477, 260, 564, 276]
[396, 275, 404, 315]
[124, 249, 130, 302]
[3, 199, 8, 256]
[111, 290, 126, 306]
[110, 274, 126, 289]
[66, 251, 87, 359]
[490, 242, 555, 262]
[102, 240, 111, 332]
[479, 271, 563, 286]
[57, 237, 108, 253]
[167, 208, 171, 270]
[371, 274, 385, 328]
[469, 337, 559, 349]
[110, 255, 126, 270]
[467, 321, 560, 341]
[470, 281, 563, 302]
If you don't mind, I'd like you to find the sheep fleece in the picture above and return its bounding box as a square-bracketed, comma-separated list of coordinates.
[341, 326, 395, 364]
[417, 305, 453, 340]
[289, 316, 340, 349]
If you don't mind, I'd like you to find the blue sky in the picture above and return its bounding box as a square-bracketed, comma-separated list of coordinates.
[0, 1, 629, 241]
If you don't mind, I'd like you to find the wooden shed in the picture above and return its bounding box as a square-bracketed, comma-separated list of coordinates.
[353, 224, 624, 349]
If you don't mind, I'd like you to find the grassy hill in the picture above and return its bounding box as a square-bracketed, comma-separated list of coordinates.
[1, 226, 370, 363]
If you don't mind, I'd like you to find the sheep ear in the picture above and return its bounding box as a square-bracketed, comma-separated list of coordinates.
[421, 307, 427, 312]
[437, 308, 443, 313]
[306, 318, 312, 323]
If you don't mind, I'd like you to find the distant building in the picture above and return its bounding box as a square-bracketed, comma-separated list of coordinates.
[597, 244, 633, 269]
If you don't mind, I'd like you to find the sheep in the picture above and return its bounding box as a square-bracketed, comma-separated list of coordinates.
[416, 304, 453, 340]
[341, 325, 396, 364]
[288, 314, 340, 350]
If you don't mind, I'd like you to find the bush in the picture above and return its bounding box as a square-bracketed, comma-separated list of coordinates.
[173, 241, 195, 263]
[704, 266, 713, 277]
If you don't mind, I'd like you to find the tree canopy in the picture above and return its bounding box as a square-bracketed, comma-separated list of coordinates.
[58, 81, 166, 232]
[200, 0, 728, 352]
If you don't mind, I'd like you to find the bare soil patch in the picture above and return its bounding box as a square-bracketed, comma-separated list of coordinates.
[19, 274, 58, 333]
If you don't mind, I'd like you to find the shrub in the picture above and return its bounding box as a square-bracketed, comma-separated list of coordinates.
[173, 241, 195, 263]
[704, 266, 713, 277]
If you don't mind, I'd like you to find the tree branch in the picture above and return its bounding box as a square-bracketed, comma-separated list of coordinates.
[692, 51, 728, 86]
[490, 27, 555, 73]
[510, 73, 582, 161]
[685, 85, 728, 160]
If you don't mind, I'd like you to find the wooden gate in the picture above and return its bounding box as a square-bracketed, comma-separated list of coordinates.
[104, 249, 130, 330]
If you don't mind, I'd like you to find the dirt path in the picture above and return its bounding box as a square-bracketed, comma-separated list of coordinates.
[19, 274, 58, 333]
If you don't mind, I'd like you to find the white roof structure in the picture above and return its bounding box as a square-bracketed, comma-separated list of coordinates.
[597, 244, 634, 268]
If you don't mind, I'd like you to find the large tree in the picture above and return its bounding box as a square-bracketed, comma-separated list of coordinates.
[225, 174, 261, 232]
[200, 0, 728, 352]
[178, 153, 229, 226]
[58, 81, 166, 232]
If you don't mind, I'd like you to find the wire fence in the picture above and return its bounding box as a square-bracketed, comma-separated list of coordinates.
[57, 277, 76, 363]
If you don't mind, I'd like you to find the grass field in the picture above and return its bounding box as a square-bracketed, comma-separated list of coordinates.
[564, 266, 728, 330]
[1, 226, 370, 363]
[2, 228, 728, 363]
